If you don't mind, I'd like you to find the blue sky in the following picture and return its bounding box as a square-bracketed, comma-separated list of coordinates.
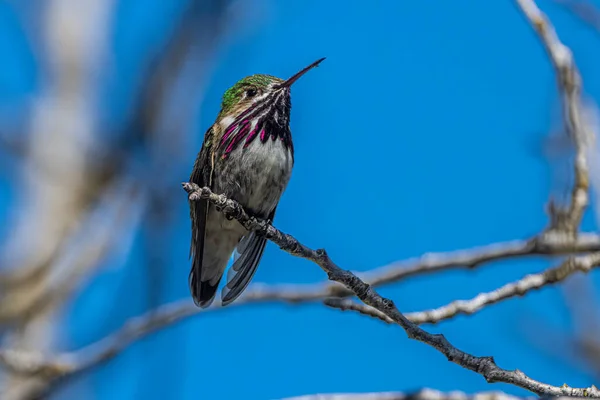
[2, 1, 600, 399]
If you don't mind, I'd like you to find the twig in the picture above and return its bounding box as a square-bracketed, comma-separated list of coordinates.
[0, 283, 363, 378]
[356, 232, 600, 292]
[180, 183, 600, 398]
[324, 298, 394, 324]
[327, 253, 600, 325]
[407, 253, 600, 324]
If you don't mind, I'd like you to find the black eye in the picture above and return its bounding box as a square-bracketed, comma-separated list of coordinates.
[246, 88, 258, 98]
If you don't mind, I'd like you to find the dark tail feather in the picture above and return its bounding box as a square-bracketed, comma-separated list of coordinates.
[220, 208, 276, 306]
[221, 232, 267, 306]
[189, 193, 218, 308]
[189, 267, 222, 308]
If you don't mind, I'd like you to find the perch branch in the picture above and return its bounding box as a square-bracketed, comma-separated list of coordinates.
[179, 183, 600, 398]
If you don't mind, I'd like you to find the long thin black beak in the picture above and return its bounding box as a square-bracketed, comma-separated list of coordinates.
[275, 57, 326, 89]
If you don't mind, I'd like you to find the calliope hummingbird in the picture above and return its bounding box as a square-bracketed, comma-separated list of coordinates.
[187, 58, 325, 308]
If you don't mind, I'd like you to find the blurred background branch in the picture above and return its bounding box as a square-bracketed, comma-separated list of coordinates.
[554, 0, 600, 33]
[0, 0, 235, 398]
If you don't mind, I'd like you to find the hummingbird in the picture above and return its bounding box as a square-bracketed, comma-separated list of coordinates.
[187, 57, 325, 308]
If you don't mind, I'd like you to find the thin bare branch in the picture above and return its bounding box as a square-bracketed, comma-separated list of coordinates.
[355, 232, 600, 292]
[328, 253, 600, 325]
[324, 298, 394, 324]
[407, 253, 600, 324]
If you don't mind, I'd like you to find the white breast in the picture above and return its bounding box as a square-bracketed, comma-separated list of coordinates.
[215, 134, 294, 217]
[241, 138, 293, 213]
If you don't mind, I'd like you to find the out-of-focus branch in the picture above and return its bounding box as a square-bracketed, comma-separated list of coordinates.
[554, 0, 600, 33]
[516, 0, 593, 232]
[0, 283, 342, 380]
[0, 2, 235, 399]
[514, 0, 600, 384]
[0, 1, 118, 399]
[129, 0, 230, 311]
[536, 278, 600, 380]
[1, 0, 112, 285]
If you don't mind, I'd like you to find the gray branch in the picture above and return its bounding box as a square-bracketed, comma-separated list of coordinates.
[179, 183, 600, 398]
[407, 253, 600, 324]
